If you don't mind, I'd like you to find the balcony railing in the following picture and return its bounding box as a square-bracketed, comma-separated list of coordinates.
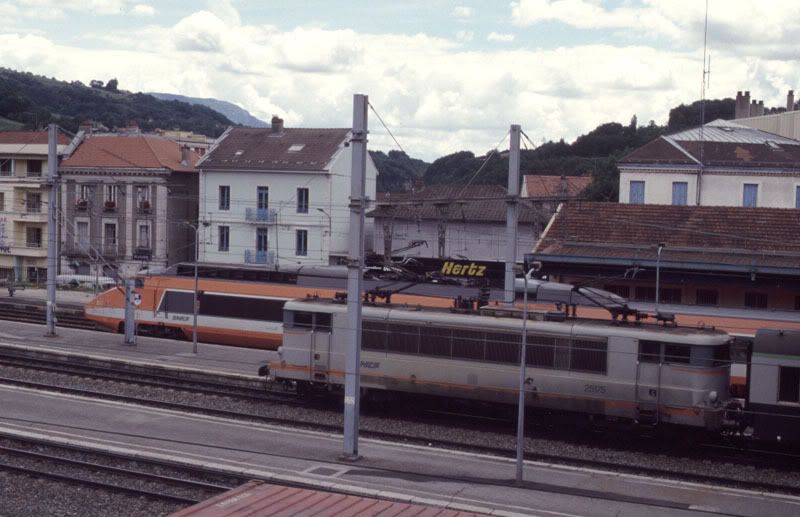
[102, 242, 119, 257]
[133, 246, 152, 261]
[245, 207, 278, 223]
[244, 249, 275, 265]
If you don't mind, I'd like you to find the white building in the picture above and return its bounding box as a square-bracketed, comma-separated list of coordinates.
[0, 130, 71, 283]
[618, 120, 800, 208]
[197, 117, 377, 267]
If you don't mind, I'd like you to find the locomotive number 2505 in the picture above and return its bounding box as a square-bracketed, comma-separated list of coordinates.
[584, 384, 607, 394]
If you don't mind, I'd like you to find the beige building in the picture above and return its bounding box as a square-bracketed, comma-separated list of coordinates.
[0, 131, 71, 283]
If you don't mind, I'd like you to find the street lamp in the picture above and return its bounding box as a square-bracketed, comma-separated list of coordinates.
[655, 242, 665, 313]
[316, 208, 332, 262]
[183, 220, 209, 354]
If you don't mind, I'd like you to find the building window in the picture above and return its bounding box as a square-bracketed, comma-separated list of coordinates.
[696, 289, 719, 306]
[27, 160, 42, 177]
[671, 182, 688, 206]
[629, 181, 645, 204]
[137, 224, 150, 248]
[76, 221, 89, 246]
[297, 188, 309, 213]
[634, 285, 656, 302]
[26, 227, 42, 248]
[218, 225, 229, 252]
[796, 186, 800, 209]
[219, 185, 230, 210]
[103, 223, 117, 245]
[744, 291, 768, 309]
[256, 227, 268, 252]
[295, 229, 308, 256]
[743, 183, 758, 208]
[257, 186, 269, 210]
[778, 367, 800, 403]
[0, 159, 12, 176]
[0, 192, 4, 212]
[105, 185, 118, 203]
[659, 287, 682, 304]
[79, 184, 92, 201]
[603, 285, 630, 299]
[26, 192, 41, 213]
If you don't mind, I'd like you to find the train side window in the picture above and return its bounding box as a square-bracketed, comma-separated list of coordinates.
[158, 290, 193, 314]
[664, 344, 691, 364]
[314, 313, 332, 331]
[419, 326, 450, 357]
[554, 338, 571, 370]
[527, 336, 555, 368]
[452, 329, 485, 361]
[639, 340, 661, 363]
[485, 332, 520, 364]
[570, 339, 607, 374]
[362, 320, 387, 351]
[293, 311, 313, 329]
[388, 323, 420, 355]
[200, 294, 284, 322]
[778, 367, 800, 403]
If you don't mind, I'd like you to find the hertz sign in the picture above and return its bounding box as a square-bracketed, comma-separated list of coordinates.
[440, 261, 488, 277]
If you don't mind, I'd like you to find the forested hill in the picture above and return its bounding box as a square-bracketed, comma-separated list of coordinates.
[0, 68, 233, 137]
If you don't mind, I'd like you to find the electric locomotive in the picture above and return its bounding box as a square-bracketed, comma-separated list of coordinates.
[271, 297, 733, 430]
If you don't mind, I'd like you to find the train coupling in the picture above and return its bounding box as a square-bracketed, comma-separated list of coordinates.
[722, 400, 748, 431]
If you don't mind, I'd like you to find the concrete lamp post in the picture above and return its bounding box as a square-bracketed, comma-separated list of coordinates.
[183, 221, 210, 355]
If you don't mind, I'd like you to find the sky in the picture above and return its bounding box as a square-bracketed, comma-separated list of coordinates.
[1, 0, 798, 160]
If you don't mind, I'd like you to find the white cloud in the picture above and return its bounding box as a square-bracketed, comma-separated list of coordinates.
[131, 3, 155, 16]
[451, 6, 474, 19]
[0, 4, 797, 161]
[487, 32, 515, 42]
[455, 30, 474, 42]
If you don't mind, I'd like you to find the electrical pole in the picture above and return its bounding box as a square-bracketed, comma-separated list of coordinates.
[504, 125, 521, 304]
[45, 124, 58, 336]
[343, 93, 368, 460]
[124, 276, 136, 344]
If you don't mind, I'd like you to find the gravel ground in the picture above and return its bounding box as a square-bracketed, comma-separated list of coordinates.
[2, 363, 800, 492]
[0, 437, 246, 517]
[0, 471, 187, 517]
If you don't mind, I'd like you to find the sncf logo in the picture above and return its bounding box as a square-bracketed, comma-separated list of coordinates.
[440, 261, 487, 277]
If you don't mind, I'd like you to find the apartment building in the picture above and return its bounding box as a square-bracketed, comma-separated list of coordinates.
[0, 130, 71, 282]
[197, 117, 377, 267]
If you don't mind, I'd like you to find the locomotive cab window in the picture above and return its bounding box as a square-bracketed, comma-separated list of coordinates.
[778, 367, 800, 404]
[664, 344, 691, 364]
[158, 290, 194, 314]
[285, 311, 331, 330]
[638, 340, 661, 363]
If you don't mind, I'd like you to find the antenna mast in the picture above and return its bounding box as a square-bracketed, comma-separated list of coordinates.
[696, 0, 710, 205]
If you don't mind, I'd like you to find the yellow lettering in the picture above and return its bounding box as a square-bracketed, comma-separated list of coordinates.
[441, 261, 454, 274]
[452, 264, 462, 275]
[477, 265, 486, 277]
[468, 263, 478, 275]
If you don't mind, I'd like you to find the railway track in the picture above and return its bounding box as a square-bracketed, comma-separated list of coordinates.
[0, 299, 96, 330]
[0, 436, 240, 507]
[2, 364, 800, 497]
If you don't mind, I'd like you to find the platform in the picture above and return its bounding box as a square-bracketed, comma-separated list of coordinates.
[1, 319, 799, 515]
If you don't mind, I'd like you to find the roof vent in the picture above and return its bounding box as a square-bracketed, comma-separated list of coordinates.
[766, 141, 782, 151]
[234, 150, 244, 156]
[288, 144, 305, 153]
[720, 127, 735, 132]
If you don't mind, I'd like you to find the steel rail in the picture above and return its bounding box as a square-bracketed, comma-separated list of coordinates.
[2, 375, 799, 496]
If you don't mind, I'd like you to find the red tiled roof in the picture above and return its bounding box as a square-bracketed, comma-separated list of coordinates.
[370, 184, 540, 224]
[61, 134, 199, 172]
[200, 127, 349, 171]
[0, 130, 71, 145]
[534, 202, 800, 270]
[523, 175, 591, 198]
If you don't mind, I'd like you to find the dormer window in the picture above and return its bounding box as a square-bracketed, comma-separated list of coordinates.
[766, 141, 782, 151]
[288, 144, 305, 153]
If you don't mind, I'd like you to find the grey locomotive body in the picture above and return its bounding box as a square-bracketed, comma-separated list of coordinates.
[271, 298, 732, 430]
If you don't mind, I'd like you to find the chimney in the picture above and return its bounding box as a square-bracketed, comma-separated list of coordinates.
[788, 90, 795, 112]
[180, 145, 191, 166]
[756, 100, 765, 116]
[271, 115, 284, 134]
[744, 91, 751, 117]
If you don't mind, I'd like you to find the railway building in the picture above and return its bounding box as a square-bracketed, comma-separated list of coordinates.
[0, 130, 72, 283]
[618, 119, 800, 208]
[58, 133, 200, 278]
[527, 201, 800, 312]
[196, 116, 378, 268]
[369, 184, 540, 263]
